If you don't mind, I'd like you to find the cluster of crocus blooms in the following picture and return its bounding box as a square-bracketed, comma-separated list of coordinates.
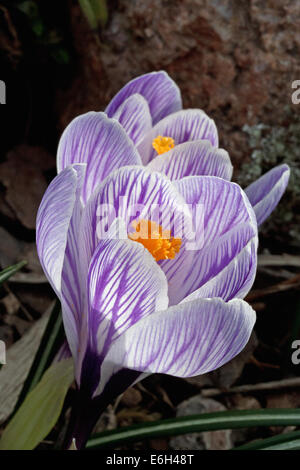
[36, 71, 290, 448]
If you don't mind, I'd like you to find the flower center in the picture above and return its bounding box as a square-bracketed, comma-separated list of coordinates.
[128, 219, 181, 262]
[152, 135, 175, 155]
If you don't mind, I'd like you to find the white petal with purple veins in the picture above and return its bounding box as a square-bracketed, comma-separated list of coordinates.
[105, 71, 182, 125]
[79, 166, 192, 281]
[138, 109, 219, 165]
[147, 140, 233, 181]
[97, 298, 256, 394]
[57, 112, 142, 204]
[159, 176, 257, 305]
[36, 165, 83, 297]
[87, 238, 168, 358]
[245, 164, 290, 226]
[181, 236, 257, 302]
[60, 165, 87, 358]
[36, 165, 86, 358]
[112, 94, 152, 146]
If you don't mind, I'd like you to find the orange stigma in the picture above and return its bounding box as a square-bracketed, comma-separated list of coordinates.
[128, 220, 181, 262]
[152, 135, 175, 155]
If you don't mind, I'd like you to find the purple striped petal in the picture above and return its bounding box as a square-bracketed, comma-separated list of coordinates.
[87, 238, 168, 360]
[57, 112, 142, 204]
[98, 298, 256, 389]
[245, 164, 290, 226]
[36, 165, 86, 359]
[60, 165, 87, 358]
[105, 71, 182, 125]
[72, 218, 129, 385]
[159, 176, 257, 305]
[138, 109, 219, 165]
[181, 236, 257, 302]
[36, 166, 83, 297]
[147, 140, 233, 181]
[79, 166, 191, 281]
[112, 94, 152, 145]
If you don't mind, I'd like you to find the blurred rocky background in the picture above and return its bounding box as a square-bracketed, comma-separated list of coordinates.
[0, 0, 300, 450]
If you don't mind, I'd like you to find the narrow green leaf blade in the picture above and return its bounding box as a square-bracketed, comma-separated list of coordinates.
[235, 429, 300, 450]
[13, 300, 64, 412]
[0, 358, 74, 450]
[79, 0, 98, 29]
[0, 261, 27, 284]
[87, 408, 300, 449]
[79, 0, 108, 29]
[89, 0, 108, 28]
[261, 439, 300, 450]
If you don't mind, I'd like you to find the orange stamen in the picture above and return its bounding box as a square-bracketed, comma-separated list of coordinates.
[152, 135, 175, 155]
[128, 219, 181, 262]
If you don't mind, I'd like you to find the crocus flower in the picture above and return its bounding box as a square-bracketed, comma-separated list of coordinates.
[57, 71, 290, 227]
[37, 127, 259, 449]
[36, 73, 289, 448]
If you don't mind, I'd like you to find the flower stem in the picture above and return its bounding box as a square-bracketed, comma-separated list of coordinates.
[63, 391, 107, 450]
[63, 369, 141, 449]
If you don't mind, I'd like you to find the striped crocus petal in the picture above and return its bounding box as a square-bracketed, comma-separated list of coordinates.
[138, 109, 219, 165]
[79, 166, 191, 282]
[245, 164, 290, 226]
[105, 71, 182, 125]
[147, 140, 233, 181]
[112, 94, 152, 146]
[159, 176, 257, 305]
[36, 165, 84, 297]
[57, 112, 142, 204]
[60, 165, 87, 359]
[96, 298, 256, 394]
[36, 165, 86, 357]
[87, 238, 168, 362]
[181, 235, 257, 302]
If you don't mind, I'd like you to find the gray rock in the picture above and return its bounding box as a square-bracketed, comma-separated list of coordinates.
[170, 396, 232, 450]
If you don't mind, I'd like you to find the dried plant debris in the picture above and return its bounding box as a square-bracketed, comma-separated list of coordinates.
[0, 310, 50, 425]
[0, 145, 54, 230]
[0, 5, 22, 67]
[0, 227, 46, 284]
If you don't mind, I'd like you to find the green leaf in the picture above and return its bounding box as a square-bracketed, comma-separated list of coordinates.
[87, 408, 300, 449]
[0, 261, 27, 285]
[17, 1, 45, 37]
[13, 300, 64, 412]
[79, 0, 108, 29]
[51, 47, 70, 65]
[0, 358, 74, 450]
[89, 0, 108, 28]
[261, 439, 300, 450]
[235, 429, 300, 450]
[79, 0, 98, 29]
